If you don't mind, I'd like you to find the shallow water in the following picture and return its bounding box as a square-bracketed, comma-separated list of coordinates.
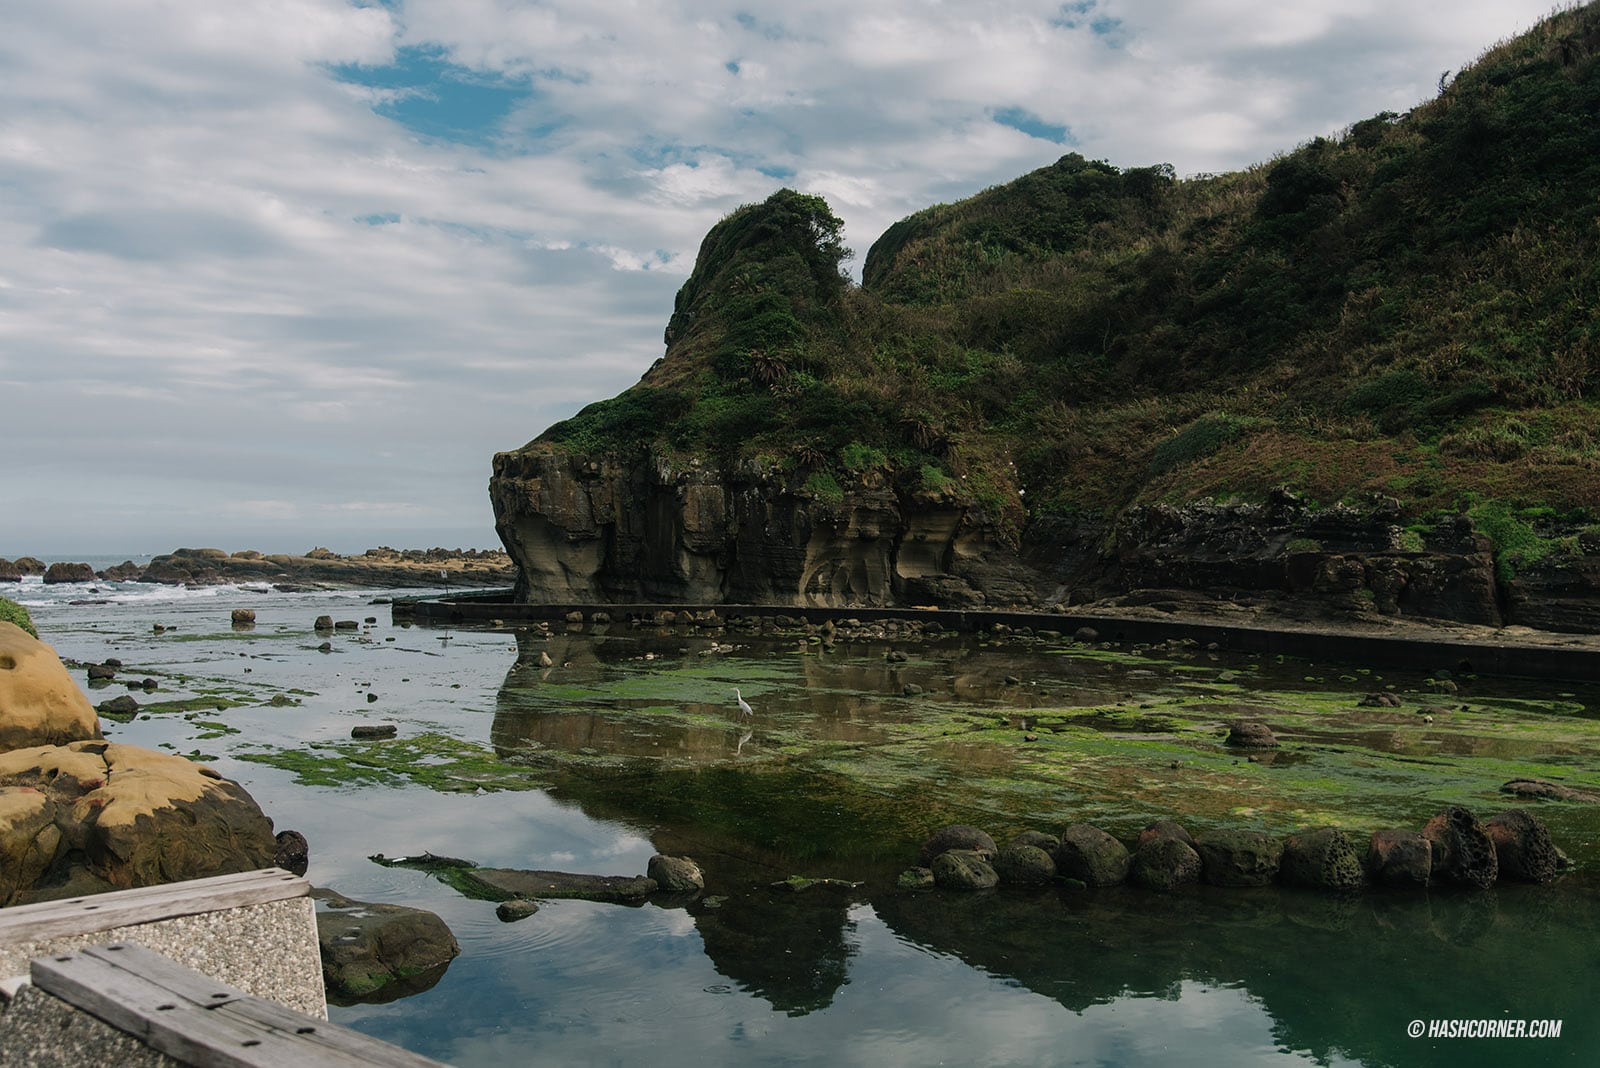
[15, 580, 1600, 1066]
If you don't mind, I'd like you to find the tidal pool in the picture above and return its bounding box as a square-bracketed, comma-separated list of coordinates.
[18, 582, 1600, 1067]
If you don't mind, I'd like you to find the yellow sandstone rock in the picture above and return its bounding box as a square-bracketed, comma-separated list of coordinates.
[0, 621, 102, 753]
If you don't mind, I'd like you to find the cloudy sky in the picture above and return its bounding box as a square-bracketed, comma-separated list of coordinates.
[2, 0, 1557, 556]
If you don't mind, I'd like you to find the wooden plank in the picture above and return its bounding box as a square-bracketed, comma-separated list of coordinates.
[221, 998, 449, 1067]
[32, 944, 447, 1067]
[0, 868, 308, 945]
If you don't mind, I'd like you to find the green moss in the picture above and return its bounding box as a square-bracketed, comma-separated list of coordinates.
[0, 597, 36, 638]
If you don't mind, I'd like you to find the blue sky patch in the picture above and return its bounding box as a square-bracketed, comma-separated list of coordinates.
[992, 107, 1075, 145]
[331, 46, 536, 148]
[1052, 0, 1128, 44]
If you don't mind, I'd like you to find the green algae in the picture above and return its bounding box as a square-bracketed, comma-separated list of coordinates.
[236, 732, 546, 793]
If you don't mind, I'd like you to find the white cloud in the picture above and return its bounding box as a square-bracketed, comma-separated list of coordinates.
[0, 0, 1559, 553]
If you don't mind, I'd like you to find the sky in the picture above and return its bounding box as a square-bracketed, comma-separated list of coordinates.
[1, 0, 1561, 556]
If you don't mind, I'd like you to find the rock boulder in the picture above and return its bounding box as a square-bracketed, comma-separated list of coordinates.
[918, 824, 997, 866]
[1196, 830, 1283, 887]
[1483, 809, 1558, 883]
[0, 622, 102, 752]
[312, 887, 460, 1001]
[0, 740, 277, 905]
[1422, 806, 1498, 889]
[1279, 827, 1365, 891]
[1054, 823, 1131, 887]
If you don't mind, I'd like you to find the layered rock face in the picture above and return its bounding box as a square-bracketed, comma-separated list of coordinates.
[490, 450, 1034, 608]
[492, 460, 1600, 632]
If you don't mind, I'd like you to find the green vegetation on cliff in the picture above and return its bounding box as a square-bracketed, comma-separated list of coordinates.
[529, 5, 1600, 545]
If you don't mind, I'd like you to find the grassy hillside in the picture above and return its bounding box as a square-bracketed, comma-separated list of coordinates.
[531, 3, 1600, 554]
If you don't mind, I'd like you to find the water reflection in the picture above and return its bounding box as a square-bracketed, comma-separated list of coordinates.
[476, 625, 1600, 1066]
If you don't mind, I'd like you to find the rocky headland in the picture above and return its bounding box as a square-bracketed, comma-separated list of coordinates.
[491, 8, 1600, 637]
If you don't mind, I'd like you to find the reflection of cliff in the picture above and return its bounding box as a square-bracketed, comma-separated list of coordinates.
[684, 889, 861, 1016]
[874, 881, 1600, 1068]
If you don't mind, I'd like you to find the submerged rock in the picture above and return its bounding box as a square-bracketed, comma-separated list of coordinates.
[463, 868, 658, 904]
[496, 899, 540, 922]
[313, 887, 460, 1000]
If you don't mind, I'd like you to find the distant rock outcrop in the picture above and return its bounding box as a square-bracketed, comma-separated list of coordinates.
[131, 546, 515, 589]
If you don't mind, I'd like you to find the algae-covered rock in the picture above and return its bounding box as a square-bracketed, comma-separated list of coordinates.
[313, 887, 460, 1001]
[1130, 836, 1202, 892]
[931, 849, 999, 890]
[1196, 830, 1283, 887]
[1054, 823, 1130, 887]
[1225, 719, 1279, 748]
[896, 867, 935, 891]
[1500, 778, 1600, 804]
[1279, 827, 1365, 891]
[993, 843, 1057, 887]
[0, 622, 102, 752]
[919, 824, 996, 866]
[1483, 809, 1558, 883]
[1423, 806, 1498, 889]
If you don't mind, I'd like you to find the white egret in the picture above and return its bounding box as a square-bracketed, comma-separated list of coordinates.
[735, 688, 754, 718]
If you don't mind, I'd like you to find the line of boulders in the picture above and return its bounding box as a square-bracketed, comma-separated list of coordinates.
[905, 806, 1565, 895]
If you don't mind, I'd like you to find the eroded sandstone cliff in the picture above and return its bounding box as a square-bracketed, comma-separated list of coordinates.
[491, 450, 1037, 608]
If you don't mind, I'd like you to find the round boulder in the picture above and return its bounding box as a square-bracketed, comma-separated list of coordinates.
[1130, 836, 1202, 891]
[993, 843, 1057, 887]
[647, 853, 705, 892]
[919, 824, 997, 866]
[274, 829, 310, 876]
[1483, 809, 1558, 883]
[1225, 720, 1279, 748]
[1280, 827, 1364, 891]
[1195, 830, 1283, 887]
[931, 849, 999, 890]
[231, 609, 256, 626]
[1422, 806, 1498, 889]
[312, 887, 460, 1000]
[1054, 823, 1131, 887]
[1364, 829, 1432, 887]
[0, 623, 103, 753]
